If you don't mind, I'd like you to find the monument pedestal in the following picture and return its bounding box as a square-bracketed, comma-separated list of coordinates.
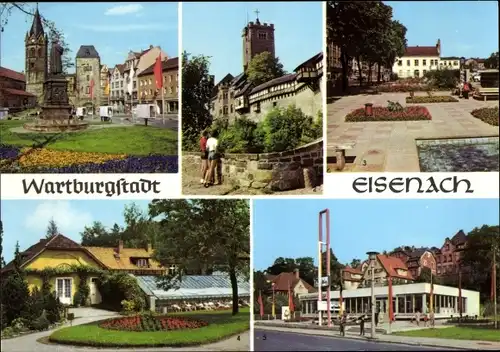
[41, 76, 72, 120]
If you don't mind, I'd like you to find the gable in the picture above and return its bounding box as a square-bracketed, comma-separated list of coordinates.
[25, 249, 102, 270]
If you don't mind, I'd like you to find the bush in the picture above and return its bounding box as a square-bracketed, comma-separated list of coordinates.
[31, 310, 50, 331]
[0, 272, 30, 326]
[424, 69, 459, 88]
[1, 326, 15, 338]
[377, 83, 432, 93]
[121, 299, 136, 314]
[97, 273, 146, 312]
[406, 96, 458, 103]
[345, 106, 432, 122]
[45, 292, 63, 324]
[218, 117, 262, 153]
[471, 107, 499, 126]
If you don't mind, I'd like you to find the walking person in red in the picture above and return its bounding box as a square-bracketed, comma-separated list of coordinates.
[463, 81, 470, 99]
[199, 130, 209, 184]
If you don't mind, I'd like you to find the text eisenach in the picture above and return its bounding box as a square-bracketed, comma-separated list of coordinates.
[22, 178, 161, 197]
[352, 176, 474, 194]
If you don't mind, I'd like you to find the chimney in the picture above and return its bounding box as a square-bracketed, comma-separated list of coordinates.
[149, 44, 153, 49]
[293, 268, 300, 279]
[437, 39, 441, 56]
[146, 242, 152, 252]
[118, 240, 124, 253]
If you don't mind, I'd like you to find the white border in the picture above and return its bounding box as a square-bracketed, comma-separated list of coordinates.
[322, 0, 328, 192]
[249, 198, 255, 351]
[177, 1, 183, 194]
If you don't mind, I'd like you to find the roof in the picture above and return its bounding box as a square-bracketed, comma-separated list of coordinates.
[76, 45, 100, 59]
[83, 245, 163, 272]
[342, 266, 363, 282]
[450, 230, 467, 245]
[266, 272, 316, 293]
[294, 52, 323, 72]
[136, 274, 250, 300]
[29, 8, 45, 38]
[441, 57, 460, 60]
[376, 254, 414, 280]
[138, 57, 178, 77]
[114, 64, 125, 75]
[404, 46, 439, 57]
[0, 67, 26, 82]
[1, 88, 35, 97]
[250, 73, 297, 95]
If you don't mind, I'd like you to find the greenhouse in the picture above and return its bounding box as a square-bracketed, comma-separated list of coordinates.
[135, 273, 251, 313]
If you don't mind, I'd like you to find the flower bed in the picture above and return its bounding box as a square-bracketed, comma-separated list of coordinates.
[471, 106, 499, 126]
[345, 106, 432, 122]
[0, 146, 178, 173]
[406, 96, 458, 103]
[100, 315, 208, 332]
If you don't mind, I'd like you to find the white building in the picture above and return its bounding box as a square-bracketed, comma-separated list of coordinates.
[110, 64, 125, 113]
[392, 39, 461, 79]
[299, 282, 480, 320]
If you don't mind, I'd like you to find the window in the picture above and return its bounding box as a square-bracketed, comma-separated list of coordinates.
[273, 101, 277, 107]
[230, 104, 234, 113]
[423, 59, 427, 66]
[86, 75, 90, 81]
[38, 48, 42, 57]
[414, 59, 419, 66]
[30, 62, 35, 69]
[223, 92, 228, 100]
[398, 60, 402, 66]
[133, 82, 137, 89]
[453, 61, 458, 66]
[30, 48, 35, 57]
[120, 81, 123, 88]
[223, 106, 228, 115]
[406, 70, 411, 77]
[398, 70, 403, 77]
[423, 70, 427, 75]
[258, 32, 267, 40]
[406, 60, 410, 66]
[86, 87, 90, 94]
[136, 259, 148, 268]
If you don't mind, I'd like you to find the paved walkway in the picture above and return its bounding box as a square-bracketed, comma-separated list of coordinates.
[326, 92, 499, 171]
[255, 324, 500, 350]
[1, 308, 249, 352]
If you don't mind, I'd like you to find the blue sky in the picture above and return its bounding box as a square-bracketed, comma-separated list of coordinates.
[182, 1, 322, 84]
[389, 1, 498, 58]
[1, 200, 150, 263]
[1, 3, 178, 73]
[253, 199, 500, 270]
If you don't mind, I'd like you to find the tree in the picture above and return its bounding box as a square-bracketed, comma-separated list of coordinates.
[0, 3, 74, 73]
[149, 199, 250, 315]
[321, 248, 345, 289]
[0, 220, 4, 269]
[266, 257, 297, 276]
[13, 241, 22, 272]
[350, 259, 361, 268]
[121, 203, 160, 249]
[484, 52, 499, 69]
[246, 51, 286, 86]
[80, 221, 119, 247]
[45, 218, 59, 238]
[181, 52, 214, 150]
[416, 267, 433, 283]
[460, 225, 500, 301]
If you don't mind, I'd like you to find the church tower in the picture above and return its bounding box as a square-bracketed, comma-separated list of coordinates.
[242, 10, 275, 72]
[25, 7, 48, 102]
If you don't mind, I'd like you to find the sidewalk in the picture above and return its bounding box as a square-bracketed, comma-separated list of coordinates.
[254, 322, 500, 350]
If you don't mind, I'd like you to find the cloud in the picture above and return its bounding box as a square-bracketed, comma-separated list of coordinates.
[77, 23, 175, 32]
[105, 4, 143, 16]
[25, 201, 93, 234]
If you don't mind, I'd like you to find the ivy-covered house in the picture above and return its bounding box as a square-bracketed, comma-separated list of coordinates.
[1, 234, 165, 306]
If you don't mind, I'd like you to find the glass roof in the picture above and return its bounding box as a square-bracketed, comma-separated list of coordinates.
[135, 274, 251, 300]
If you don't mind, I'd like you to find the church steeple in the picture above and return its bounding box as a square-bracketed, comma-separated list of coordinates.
[29, 5, 45, 38]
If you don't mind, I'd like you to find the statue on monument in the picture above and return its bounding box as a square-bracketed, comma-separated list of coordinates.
[50, 39, 64, 75]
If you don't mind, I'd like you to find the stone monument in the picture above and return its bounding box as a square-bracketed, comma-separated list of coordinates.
[24, 40, 88, 132]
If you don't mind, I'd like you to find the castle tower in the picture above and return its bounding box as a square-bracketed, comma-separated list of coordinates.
[242, 10, 275, 72]
[25, 7, 48, 102]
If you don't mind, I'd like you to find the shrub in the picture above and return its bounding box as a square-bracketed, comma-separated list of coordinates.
[345, 106, 432, 122]
[377, 84, 432, 93]
[31, 310, 50, 331]
[0, 272, 30, 326]
[10, 318, 28, 333]
[406, 96, 458, 103]
[471, 106, 499, 126]
[424, 69, 459, 88]
[387, 100, 404, 112]
[121, 300, 136, 314]
[1, 326, 15, 338]
[218, 117, 262, 153]
[97, 272, 145, 312]
[45, 292, 63, 324]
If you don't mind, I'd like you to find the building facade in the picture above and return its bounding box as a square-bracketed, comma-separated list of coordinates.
[75, 45, 101, 110]
[0, 67, 37, 111]
[99, 64, 110, 106]
[391, 248, 437, 279]
[110, 64, 125, 112]
[24, 8, 48, 103]
[265, 270, 316, 297]
[242, 18, 275, 71]
[433, 230, 468, 277]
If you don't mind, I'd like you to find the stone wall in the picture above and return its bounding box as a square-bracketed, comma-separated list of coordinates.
[183, 139, 323, 192]
[76, 57, 101, 106]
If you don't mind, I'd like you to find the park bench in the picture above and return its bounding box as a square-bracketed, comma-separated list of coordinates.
[475, 87, 499, 101]
[331, 143, 355, 171]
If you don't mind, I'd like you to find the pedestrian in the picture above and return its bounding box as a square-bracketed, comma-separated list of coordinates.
[204, 130, 221, 187]
[199, 130, 209, 184]
[340, 311, 347, 336]
[374, 309, 379, 327]
[463, 81, 470, 99]
[429, 311, 435, 328]
[423, 313, 428, 327]
[416, 311, 421, 326]
[359, 315, 365, 336]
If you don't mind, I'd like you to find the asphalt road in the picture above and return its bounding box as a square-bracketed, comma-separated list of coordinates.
[254, 330, 451, 351]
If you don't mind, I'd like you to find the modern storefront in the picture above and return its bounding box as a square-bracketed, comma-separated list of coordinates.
[299, 283, 480, 320]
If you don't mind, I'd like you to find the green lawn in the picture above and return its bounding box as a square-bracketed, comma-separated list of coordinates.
[394, 326, 500, 342]
[48, 308, 250, 347]
[0, 120, 178, 155]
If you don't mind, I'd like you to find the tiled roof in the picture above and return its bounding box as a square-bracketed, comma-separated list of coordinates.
[83, 245, 163, 271]
[451, 230, 467, 245]
[136, 274, 250, 300]
[76, 45, 100, 59]
[293, 52, 323, 72]
[376, 254, 414, 280]
[1, 88, 35, 97]
[342, 266, 363, 281]
[0, 67, 26, 82]
[115, 64, 125, 75]
[266, 272, 316, 293]
[29, 8, 44, 38]
[138, 57, 178, 77]
[404, 46, 439, 57]
[250, 73, 297, 95]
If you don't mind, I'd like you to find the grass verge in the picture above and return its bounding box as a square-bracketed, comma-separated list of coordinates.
[394, 326, 500, 342]
[0, 120, 178, 155]
[48, 308, 249, 347]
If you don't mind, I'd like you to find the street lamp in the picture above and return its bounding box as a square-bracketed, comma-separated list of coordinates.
[367, 251, 379, 339]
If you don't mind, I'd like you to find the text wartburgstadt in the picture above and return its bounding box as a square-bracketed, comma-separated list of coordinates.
[352, 176, 474, 194]
[22, 178, 161, 197]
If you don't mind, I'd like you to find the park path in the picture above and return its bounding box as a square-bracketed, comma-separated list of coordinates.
[255, 323, 500, 350]
[1, 308, 249, 352]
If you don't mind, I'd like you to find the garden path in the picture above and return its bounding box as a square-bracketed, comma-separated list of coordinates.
[326, 92, 499, 172]
[1, 308, 249, 352]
